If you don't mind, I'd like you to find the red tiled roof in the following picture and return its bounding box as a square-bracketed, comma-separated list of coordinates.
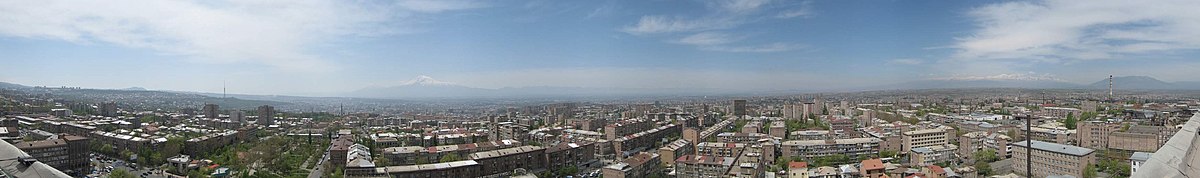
[927, 165, 945, 174]
[788, 161, 808, 169]
[861, 158, 885, 171]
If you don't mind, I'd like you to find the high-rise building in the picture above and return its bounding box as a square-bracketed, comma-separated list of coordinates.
[802, 102, 815, 119]
[99, 102, 118, 117]
[732, 100, 747, 116]
[230, 111, 246, 125]
[202, 104, 219, 119]
[257, 105, 274, 125]
[841, 100, 850, 116]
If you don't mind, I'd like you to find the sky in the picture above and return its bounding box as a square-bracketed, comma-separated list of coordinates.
[2, 0, 1200, 96]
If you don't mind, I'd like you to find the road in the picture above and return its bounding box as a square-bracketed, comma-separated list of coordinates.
[307, 152, 329, 178]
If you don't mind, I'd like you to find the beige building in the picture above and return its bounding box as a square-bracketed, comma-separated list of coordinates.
[602, 152, 660, 178]
[788, 161, 809, 178]
[910, 144, 958, 166]
[781, 138, 881, 163]
[860, 159, 885, 178]
[468, 145, 546, 177]
[1011, 140, 1095, 178]
[1077, 121, 1120, 149]
[1078, 121, 1175, 152]
[769, 121, 787, 138]
[658, 139, 693, 166]
[902, 127, 952, 152]
[1108, 125, 1173, 152]
[674, 155, 736, 177]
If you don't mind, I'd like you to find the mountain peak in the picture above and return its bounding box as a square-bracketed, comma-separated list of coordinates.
[401, 75, 456, 86]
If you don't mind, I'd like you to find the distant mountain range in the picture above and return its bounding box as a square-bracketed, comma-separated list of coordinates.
[880, 76, 1200, 90]
[4, 75, 1200, 99]
[349, 76, 730, 98]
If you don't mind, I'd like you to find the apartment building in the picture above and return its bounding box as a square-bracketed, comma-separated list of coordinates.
[674, 155, 736, 177]
[959, 131, 1012, 161]
[605, 119, 653, 140]
[791, 130, 840, 141]
[468, 145, 546, 177]
[902, 127, 952, 152]
[659, 139, 693, 166]
[716, 132, 772, 144]
[602, 152, 661, 178]
[910, 144, 958, 166]
[1108, 125, 1173, 152]
[781, 138, 881, 163]
[13, 135, 89, 176]
[1076, 121, 1120, 149]
[380, 139, 521, 166]
[544, 142, 596, 170]
[1011, 140, 1095, 178]
[695, 142, 746, 157]
[612, 124, 680, 156]
[769, 121, 787, 138]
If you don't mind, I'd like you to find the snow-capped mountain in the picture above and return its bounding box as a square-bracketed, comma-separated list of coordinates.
[400, 75, 457, 86]
[350, 76, 490, 98]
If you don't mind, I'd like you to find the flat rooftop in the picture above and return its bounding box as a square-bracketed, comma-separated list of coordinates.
[1010, 140, 1094, 156]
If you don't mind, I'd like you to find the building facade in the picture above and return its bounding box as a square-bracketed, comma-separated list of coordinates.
[1011, 140, 1095, 178]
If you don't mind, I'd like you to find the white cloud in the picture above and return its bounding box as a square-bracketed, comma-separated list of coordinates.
[775, 1, 814, 19]
[889, 58, 923, 65]
[674, 32, 744, 45]
[0, 0, 484, 71]
[700, 43, 806, 53]
[397, 0, 486, 13]
[931, 73, 1065, 81]
[709, 0, 773, 14]
[620, 16, 738, 35]
[955, 0, 1200, 61]
[621, 0, 812, 52]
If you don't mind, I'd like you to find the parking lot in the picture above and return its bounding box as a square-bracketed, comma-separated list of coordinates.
[88, 153, 173, 178]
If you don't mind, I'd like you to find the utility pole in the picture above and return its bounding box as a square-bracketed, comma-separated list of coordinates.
[1021, 114, 1033, 177]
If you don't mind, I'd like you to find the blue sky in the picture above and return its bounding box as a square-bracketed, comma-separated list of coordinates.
[2, 0, 1199, 96]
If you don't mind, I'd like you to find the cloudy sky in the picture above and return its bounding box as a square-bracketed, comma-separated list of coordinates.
[2, 0, 1199, 96]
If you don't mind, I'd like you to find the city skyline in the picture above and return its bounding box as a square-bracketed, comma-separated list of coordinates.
[3, 0, 1200, 96]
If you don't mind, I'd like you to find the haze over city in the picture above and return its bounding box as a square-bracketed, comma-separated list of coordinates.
[2, 1, 1200, 178]
[4, 0, 1200, 96]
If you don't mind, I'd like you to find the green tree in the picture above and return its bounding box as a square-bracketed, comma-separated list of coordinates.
[1083, 164, 1098, 178]
[879, 150, 898, 158]
[1064, 113, 1077, 129]
[813, 154, 850, 167]
[974, 148, 999, 163]
[733, 119, 749, 132]
[159, 137, 185, 159]
[556, 166, 579, 177]
[375, 156, 392, 166]
[139, 115, 158, 124]
[975, 161, 992, 176]
[108, 169, 136, 178]
[415, 156, 429, 164]
[439, 154, 462, 162]
[1081, 112, 1098, 121]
